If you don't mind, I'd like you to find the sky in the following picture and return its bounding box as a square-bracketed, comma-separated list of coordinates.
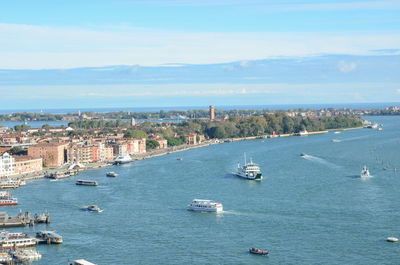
[0, 0, 400, 109]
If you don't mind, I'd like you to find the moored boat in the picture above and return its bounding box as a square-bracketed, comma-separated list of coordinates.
[0, 191, 18, 206]
[12, 248, 42, 262]
[113, 153, 132, 165]
[235, 154, 263, 180]
[0, 233, 37, 249]
[249, 247, 269, 256]
[187, 199, 223, 212]
[76, 180, 98, 186]
[36, 230, 63, 244]
[0, 178, 20, 189]
[299, 129, 309, 136]
[106, 172, 118, 178]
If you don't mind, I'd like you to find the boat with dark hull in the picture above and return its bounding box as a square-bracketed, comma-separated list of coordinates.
[249, 247, 269, 256]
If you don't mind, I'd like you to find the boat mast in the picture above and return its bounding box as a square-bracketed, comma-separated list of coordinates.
[244, 152, 247, 165]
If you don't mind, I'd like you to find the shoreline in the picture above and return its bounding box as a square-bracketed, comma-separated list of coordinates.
[10, 126, 363, 182]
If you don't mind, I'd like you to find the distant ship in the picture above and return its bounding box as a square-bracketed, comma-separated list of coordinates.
[235, 154, 263, 180]
[361, 166, 370, 178]
[299, 130, 309, 136]
[187, 199, 223, 212]
[114, 153, 132, 165]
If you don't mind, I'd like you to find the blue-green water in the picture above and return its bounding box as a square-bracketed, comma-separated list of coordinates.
[8, 116, 400, 264]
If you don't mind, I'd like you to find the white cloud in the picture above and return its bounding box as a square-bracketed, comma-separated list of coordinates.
[337, 61, 357, 73]
[1, 23, 400, 69]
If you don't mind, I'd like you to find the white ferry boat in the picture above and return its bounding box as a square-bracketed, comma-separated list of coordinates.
[0, 191, 18, 206]
[12, 248, 42, 262]
[235, 154, 263, 180]
[0, 178, 20, 189]
[187, 199, 223, 212]
[361, 165, 370, 178]
[0, 233, 37, 249]
[114, 153, 132, 165]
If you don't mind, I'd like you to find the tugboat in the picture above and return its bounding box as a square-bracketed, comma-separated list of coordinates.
[187, 199, 223, 213]
[249, 247, 269, 256]
[361, 165, 370, 178]
[106, 172, 118, 178]
[235, 153, 263, 180]
[87, 205, 103, 213]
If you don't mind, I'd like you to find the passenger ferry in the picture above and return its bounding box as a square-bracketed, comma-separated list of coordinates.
[113, 153, 132, 165]
[0, 191, 18, 206]
[36, 230, 63, 244]
[0, 178, 20, 189]
[76, 180, 98, 186]
[235, 154, 263, 180]
[187, 199, 223, 212]
[0, 232, 37, 249]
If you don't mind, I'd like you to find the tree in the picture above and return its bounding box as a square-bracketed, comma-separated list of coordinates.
[207, 126, 226, 139]
[124, 130, 147, 139]
[146, 139, 160, 150]
[9, 146, 26, 155]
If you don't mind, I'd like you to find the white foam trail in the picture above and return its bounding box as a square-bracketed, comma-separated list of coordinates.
[302, 155, 340, 169]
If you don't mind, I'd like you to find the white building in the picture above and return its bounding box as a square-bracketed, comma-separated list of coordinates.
[0, 152, 15, 177]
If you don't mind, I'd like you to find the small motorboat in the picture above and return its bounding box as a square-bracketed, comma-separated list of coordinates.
[106, 172, 118, 178]
[387, 237, 398, 242]
[300, 153, 307, 157]
[177, 157, 182, 161]
[87, 205, 103, 213]
[249, 247, 269, 256]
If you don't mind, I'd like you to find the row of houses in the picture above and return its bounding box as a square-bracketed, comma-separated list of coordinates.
[26, 138, 147, 167]
[0, 152, 43, 177]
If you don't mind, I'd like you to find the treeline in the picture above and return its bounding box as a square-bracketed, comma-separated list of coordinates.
[68, 119, 130, 129]
[0, 112, 64, 121]
[169, 113, 363, 139]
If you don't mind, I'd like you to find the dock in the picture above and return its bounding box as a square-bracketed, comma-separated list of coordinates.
[0, 211, 50, 228]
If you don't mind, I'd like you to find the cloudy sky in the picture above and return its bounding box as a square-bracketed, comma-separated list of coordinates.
[0, 0, 399, 109]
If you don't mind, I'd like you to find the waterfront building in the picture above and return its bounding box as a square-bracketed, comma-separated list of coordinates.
[185, 133, 197, 145]
[0, 152, 14, 177]
[13, 156, 42, 175]
[155, 139, 168, 149]
[28, 142, 68, 167]
[210, 105, 215, 120]
[67, 143, 101, 164]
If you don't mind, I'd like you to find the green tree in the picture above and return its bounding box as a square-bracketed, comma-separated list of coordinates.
[146, 139, 160, 150]
[124, 130, 147, 139]
[9, 146, 26, 155]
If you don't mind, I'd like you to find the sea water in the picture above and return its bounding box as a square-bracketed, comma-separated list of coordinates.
[9, 116, 400, 264]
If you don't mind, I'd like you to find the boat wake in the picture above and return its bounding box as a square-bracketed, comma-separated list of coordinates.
[302, 155, 340, 169]
[222, 210, 249, 216]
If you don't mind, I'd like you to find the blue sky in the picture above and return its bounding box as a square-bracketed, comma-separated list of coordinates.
[0, 0, 400, 109]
